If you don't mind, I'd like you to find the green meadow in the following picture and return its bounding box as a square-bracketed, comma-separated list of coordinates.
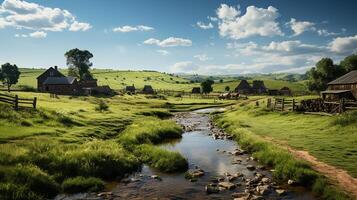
[0, 91, 231, 199]
[16, 68, 308, 93]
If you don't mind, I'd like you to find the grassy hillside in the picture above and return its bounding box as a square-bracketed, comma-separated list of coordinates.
[14, 68, 308, 93]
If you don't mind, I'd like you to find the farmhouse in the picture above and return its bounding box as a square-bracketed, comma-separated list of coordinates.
[142, 85, 154, 94]
[125, 85, 136, 93]
[322, 70, 357, 101]
[234, 80, 252, 94]
[252, 80, 267, 94]
[280, 87, 292, 96]
[37, 66, 65, 91]
[192, 87, 201, 94]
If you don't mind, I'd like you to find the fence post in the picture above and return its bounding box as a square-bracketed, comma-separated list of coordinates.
[33, 97, 37, 109]
[273, 98, 276, 110]
[267, 98, 271, 108]
[292, 99, 295, 112]
[282, 98, 285, 111]
[14, 95, 18, 110]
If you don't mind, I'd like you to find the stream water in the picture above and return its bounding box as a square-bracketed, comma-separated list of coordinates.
[57, 108, 317, 200]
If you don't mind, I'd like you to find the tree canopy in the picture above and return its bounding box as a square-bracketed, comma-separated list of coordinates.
[201, 79, 214, 94]
[340, 54, 357, 72]
[65, 48, 94, 80]
[0, 63, 21, 92]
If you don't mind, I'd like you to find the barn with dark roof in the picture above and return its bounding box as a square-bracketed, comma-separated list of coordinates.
[234, 80, 252, 94]
[322, 70, 357, 100]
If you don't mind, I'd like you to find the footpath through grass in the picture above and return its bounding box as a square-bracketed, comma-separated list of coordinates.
[213, 98, 356, 199]
[0, 92, 231, 199]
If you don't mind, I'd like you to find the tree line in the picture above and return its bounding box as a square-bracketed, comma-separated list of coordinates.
[307, 54, 357, 92]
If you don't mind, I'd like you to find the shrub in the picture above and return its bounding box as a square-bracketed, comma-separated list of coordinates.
[136, 144, 188, 173]
[0, 182, 41, 200]
[95, 100, 109, 112]
[61, 177, 104, 193]
[0, 164, 59, 199]
[331, 111, 357, 126]
[20, 120, 33, 127]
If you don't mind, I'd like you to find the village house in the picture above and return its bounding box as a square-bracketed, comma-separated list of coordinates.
[142, 85, 154, 94]
[125, 85, 136, 94]
[321, 70, 357, 101]
[234, 80, 252, 94]
[280, 87, 292, 96]
[251, 80, 267, 94]
[36, 66, 112, 96]
[192, 87, 201, 94]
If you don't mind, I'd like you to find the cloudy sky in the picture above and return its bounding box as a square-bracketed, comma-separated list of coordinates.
[0, 0, 356, 74]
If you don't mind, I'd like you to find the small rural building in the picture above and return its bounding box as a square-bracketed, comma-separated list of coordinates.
[280, 87, 292, 96]
[268, 89, 279, 96]
[42, 76, 79, 95]
[79, 79, 98, 88]
[234, 80, 252, 94]
[192, 87, 201, 94]
[142, 85, 154, 94]
[322, 70, 357, 101]
[125, 85, 136, 93]
[252, 80, 267, 94]
[37, 66, 65, 91]
[83, 85, 113, 96]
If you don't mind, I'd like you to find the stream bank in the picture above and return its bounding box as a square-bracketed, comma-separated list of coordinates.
[56, 108, 316, 200]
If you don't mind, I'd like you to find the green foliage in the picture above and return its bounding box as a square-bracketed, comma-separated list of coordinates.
[201, 79, 214, 94]
[0, 164, 59, 199]
[18, 85, 37, 92]
[119, 118, 183, 146]
[65, 48, 94, 80]
[340, 54, 357, 72]
[0, 182, 42, 200]
[225, 86, 230, 91]
[95, 100, 109, 112]
[136, 144, 188, 172]
[61, 177, 104, 194]
[0, 63, 21, 92]
[137, 110, 172, 119]
[331, 111, 357, 126]
[306, 58, 345, 92]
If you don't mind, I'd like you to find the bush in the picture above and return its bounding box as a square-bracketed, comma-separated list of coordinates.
[61, 177, 104, 193]
[136, 144, 188, 173]
[95, 100, 109, 112]
[331, 111, 357, 126]
[0, 164, 59, 199]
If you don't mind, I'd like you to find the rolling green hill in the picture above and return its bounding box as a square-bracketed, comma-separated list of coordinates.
[14, 68, 308, 93]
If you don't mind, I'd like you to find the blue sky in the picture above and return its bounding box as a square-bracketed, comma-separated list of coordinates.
[0, 0, 357, 74]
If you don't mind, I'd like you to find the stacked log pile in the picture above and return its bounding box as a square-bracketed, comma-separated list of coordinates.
[296, 98, 338, 113]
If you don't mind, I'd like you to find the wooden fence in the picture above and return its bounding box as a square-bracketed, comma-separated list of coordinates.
[0, 93, 37, 110]
[267, 97, 297, 112]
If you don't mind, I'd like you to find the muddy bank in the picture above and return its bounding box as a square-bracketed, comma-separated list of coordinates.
[56, 109, 316, 200]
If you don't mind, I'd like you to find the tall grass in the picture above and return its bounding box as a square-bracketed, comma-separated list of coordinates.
[118, 117, 183, 146]
[135, 144, 188, 173]
[331, 111, 357, 126]
[61, 177, 104, 194]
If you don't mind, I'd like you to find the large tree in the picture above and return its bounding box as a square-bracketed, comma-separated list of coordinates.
[0, 63, 21, 92]
[201, 79, 214, 94]
[306, 58, 345, 92]
[340, 54, 357, 72]
[65, 48, 94, 80]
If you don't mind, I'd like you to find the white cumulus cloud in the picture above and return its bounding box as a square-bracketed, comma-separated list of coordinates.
[69, 21, 92, 32]
[196, 21, 213, 29]
[143, 37, 192, 47]
[113, 25, 153, 33]
[329, 35, 357, 55]
[0, 0, 91, 32]
[216, 4, 283, 40]
[156, 49, 169, 56]
[287, 18, 315, 36]
[171, 61, 199, 73]
[29, 30, 46, 38]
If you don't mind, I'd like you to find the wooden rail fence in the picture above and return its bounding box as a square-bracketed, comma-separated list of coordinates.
[267, 97, 296, 112]
[0, 93, 37, 110]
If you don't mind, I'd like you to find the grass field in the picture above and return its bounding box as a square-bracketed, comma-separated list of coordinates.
[216, 99, 357, 177]
[0, 91, 231, 199]
[15, 68, 308, 93]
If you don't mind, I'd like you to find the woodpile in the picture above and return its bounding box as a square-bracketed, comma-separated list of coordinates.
[296, 98, 338, 113]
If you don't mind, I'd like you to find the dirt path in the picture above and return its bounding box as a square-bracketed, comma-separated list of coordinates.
[263, 136, 357, 199]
